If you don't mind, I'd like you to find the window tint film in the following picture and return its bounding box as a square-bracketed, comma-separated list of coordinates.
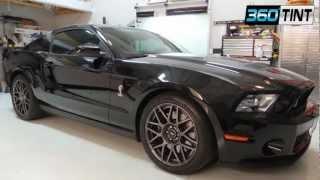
[101, 27, 181, 58]
[52, 29, 100, 54]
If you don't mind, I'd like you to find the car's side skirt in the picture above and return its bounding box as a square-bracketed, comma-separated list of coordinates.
[39, 104, 137, 139]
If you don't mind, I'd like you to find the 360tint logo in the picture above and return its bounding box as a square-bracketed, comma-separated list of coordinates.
[245, 5, 314, 25]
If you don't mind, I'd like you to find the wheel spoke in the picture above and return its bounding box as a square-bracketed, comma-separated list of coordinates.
[152, 143, 165, 150]
[178, 118, 191, 125]
[153, 109, 163, 126]
[180, 143, 196, 152]
[172, 146, 181, 163]
[168, 105, 173, 123]
[157, 106, 169, 123]
[22, 103, 27, 113]
[25, 103, 30, 111]
[166, 148, 173, 162]
[13, 97, 19, 104]
[182, 126, 194, 135]
[17, 104, 22, 112]
[180, 145, 186, 161]
[175, 106, 180, 125]
[160, 144, 165, 160]
[149, 135, 160, 143]
[148, 121, 162, 127]
[146, 127, 161, 136]
[17, 84, 22, 93]
[20, 104, 25, 114]
[183, 135, 197, 145]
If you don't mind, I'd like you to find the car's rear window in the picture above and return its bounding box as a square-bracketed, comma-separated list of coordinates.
[25, 34, 51, 52]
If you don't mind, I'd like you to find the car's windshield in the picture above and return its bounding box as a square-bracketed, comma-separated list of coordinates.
[100, 27, 182, 59]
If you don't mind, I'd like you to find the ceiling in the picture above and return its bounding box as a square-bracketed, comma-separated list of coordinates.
[0, 0, 89, 15]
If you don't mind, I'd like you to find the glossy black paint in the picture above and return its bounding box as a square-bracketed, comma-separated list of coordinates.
[4, 25, 317, 162]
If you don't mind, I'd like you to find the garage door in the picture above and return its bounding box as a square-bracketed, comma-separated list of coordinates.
[280, 10, 320, 101]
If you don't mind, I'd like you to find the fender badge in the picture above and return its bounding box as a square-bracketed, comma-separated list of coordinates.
[117, 85, 124, 97]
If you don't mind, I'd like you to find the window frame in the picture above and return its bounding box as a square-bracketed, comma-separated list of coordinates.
[99, 27, 182, 59]
[49, 27, 113, 59]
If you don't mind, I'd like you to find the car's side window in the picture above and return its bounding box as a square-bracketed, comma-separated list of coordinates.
[51, 29, 101, 55]
[133, 38, 173, 54]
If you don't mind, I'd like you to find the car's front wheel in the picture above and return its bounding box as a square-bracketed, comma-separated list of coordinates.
[140, 93, 218, 174]
[11, 75, 44, 120]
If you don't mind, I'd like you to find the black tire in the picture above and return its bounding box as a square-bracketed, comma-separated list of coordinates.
[140, 93, 218, 174]
[11, 74, 44, 120]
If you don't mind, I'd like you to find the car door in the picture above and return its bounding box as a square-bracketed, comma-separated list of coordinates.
[43, 28, 112, 123]
[107, 60, 140, 130]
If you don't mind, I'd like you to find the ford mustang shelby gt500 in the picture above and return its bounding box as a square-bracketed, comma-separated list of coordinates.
[3, 25, 318, 174]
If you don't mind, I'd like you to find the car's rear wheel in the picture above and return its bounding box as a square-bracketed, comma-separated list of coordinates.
[11, 75, 44, 120]
[140, 93, 218, 174]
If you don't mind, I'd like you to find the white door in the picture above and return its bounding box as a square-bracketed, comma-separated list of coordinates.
[280, 11, 320, 101]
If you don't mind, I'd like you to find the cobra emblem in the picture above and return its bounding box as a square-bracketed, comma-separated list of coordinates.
[117, 85, 124, 97]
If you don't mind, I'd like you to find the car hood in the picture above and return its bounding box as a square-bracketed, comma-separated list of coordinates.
[131, 53, 314, 91]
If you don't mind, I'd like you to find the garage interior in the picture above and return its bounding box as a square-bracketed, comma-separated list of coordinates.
[0, 0, 319, 179]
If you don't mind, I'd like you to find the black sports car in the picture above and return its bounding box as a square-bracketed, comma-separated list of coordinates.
[3, 25, 318, 174]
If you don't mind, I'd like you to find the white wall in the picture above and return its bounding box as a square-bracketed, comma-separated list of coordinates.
[208, 24, 226, 50]
[1, 0, 146, 35]
[53, 13, 92, 28]
[88, 0, 145, 26]
[53, 0, 145, 28]
[31, 0, 94, 12]
[138, 14, 210, 56]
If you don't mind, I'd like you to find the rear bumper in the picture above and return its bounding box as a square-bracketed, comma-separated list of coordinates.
[219, 117, 318, 162]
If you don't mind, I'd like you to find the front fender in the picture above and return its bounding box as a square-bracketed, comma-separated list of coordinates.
[130, 81, 225, 146]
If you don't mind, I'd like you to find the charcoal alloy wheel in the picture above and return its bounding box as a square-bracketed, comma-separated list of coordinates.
[145, 103, 198, 167]
[11, 75, 43, 120]
[12, 79, 31, 116]
[140, 93, 218, 174]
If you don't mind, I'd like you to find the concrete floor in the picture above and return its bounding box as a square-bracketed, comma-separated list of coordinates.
[0, 93, 319, 180]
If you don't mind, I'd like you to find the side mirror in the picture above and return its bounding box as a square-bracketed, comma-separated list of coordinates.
[77, 44, 100, 51]
[76, 44, 106, 57]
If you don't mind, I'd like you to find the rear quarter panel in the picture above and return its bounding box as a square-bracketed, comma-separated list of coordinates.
[4, 48, 43, 87]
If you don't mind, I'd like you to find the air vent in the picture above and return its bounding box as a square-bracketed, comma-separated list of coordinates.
[137, 11, 155, 18]
[166, 6, 207, 16]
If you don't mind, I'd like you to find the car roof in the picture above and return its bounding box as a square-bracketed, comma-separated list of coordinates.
[52, 24, 95, 34]
[52, 24, 136, 34]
